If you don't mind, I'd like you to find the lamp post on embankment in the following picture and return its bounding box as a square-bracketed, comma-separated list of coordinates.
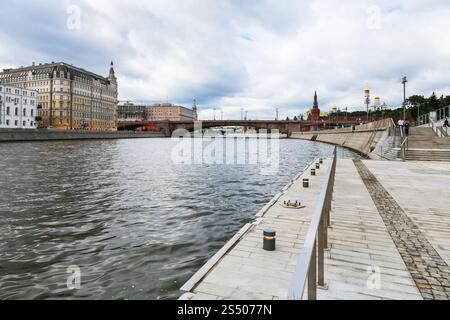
[364, 85, 370, 123]
[417, 103, 421, 126]
[402, 76, 408, 121]
[344, 107, 348, 126]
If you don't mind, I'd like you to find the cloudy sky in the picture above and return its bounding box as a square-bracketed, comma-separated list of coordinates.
[1, 0, 449, 119]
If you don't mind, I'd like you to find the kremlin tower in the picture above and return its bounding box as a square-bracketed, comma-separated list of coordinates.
[311, 91, 321, 121]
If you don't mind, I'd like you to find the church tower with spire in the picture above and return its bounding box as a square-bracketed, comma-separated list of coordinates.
[310, 91, 321, 121]
[107, 61, 118, 130]
[192, 97, 198, 120]
[108, 61, 117, 86]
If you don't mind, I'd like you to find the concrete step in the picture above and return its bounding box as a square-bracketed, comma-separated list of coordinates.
[404, 149, 450, 161]
[380, 146, 450, 161]
[409, 128, 437, 137]
[407, 134, 450, 149]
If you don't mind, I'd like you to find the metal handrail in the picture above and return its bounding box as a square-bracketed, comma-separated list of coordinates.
[287, 146, 337, 300]
[399, 125, 405, 139]
[435, 125, 449, 138]
[429, 117, 436, 132]
[400, 137, 409, 161]
[387, 118, 397, 137]
[443, 126, 449, 137]
[429, 117, 446, 137]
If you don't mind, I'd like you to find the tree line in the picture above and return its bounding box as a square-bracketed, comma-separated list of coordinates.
[345, 92, 450, 123]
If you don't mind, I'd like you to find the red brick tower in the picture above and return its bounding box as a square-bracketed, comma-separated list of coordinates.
[311, 91, 321, 121]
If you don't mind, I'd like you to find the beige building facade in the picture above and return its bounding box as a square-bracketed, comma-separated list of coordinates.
[118, 100, 198, 122]
[145, 103, 198, 121]
[0, 61, 118, 131]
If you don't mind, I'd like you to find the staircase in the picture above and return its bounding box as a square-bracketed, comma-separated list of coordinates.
[404, 149, 450, 161]
[381, 147, 401, 160]
[403, 127, 450, 161]
[407, 127, 450, 149]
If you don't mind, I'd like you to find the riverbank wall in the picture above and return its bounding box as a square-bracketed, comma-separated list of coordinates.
[0, 129, 165, 142]
[291, 119, 391, 159]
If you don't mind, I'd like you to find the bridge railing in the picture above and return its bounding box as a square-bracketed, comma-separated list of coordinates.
[287, 146, 337, 300]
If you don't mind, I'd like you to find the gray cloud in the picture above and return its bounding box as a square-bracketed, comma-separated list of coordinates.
[1, 0, 450, 119]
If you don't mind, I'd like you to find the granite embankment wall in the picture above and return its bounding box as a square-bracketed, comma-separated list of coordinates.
[0, 129, 165, 142]
[291, 119, 391, 158]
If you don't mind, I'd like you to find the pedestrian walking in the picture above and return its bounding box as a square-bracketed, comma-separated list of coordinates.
[404, 120, 410, 136]
[444, 118, 449, 127]
[398, 119, 405, 135]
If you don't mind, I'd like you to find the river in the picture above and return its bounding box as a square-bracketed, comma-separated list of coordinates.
[0, 138, 358, 299]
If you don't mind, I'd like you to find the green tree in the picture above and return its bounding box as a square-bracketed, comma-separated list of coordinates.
[408, 95, 426, 107]
[428, 92, 439, 111]
[439, 95, 450, 109]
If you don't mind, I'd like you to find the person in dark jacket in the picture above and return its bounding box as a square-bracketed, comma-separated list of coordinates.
[404, 120, 410, 136]
[444, 118, 449, 127]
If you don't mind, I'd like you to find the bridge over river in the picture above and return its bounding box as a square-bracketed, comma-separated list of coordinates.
[118, 120, 362, 137]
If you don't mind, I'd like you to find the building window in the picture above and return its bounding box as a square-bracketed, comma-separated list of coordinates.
[15, 108, 18, 116]
[14, 120, 18, 126]
[6, 107, 10, 115]
[23, 108, 27, 116]
[6, 120, 9, 126]
[23, 121, 26, 127]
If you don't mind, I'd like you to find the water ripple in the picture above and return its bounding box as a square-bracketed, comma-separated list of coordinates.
[0, 138, 357, 299]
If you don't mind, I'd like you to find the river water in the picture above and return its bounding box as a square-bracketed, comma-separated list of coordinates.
[0, 138, 358, 300]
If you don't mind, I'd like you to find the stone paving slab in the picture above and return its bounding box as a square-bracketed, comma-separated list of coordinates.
[317, 160, 422, 300]
[354, 160, 450, 300]
[363, 161, 450, 269]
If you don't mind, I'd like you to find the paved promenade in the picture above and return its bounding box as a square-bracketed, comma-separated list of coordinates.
[180, 159, 450, 300]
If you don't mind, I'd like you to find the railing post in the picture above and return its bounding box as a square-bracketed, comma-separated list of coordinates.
[308, 239, 317, 300]
[288, 148, 337, 301]
[324, 189, 330, 249]
[318, 216, 325, 287]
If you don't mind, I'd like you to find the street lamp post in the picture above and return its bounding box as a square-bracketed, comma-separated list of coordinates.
[345, 107, 348, 125]
[402, 76, 408, 121]
[417, 103, 421, 126]
[331, 104, 337, 128]
[364, 86, 370, 123]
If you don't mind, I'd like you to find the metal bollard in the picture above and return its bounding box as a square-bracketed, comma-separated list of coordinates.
[263, 229, 276, 251]
[315, 163, 320, 169]
[303, 178, 310, 188]
[319, 158, 323, 164]
[311, 168, 316, 176]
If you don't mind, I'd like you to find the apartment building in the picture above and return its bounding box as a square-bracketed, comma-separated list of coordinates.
[0, 61, 118, 131]
[0, 84, 37, 129]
